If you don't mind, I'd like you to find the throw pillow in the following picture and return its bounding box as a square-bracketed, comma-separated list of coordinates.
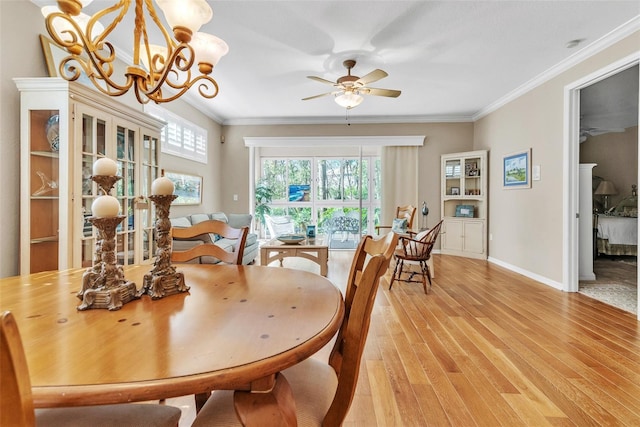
[391, 218, 408, 233]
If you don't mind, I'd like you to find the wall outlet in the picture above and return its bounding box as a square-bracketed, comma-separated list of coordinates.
[489, 233, 493, 241]
[233, 194, 238, 201]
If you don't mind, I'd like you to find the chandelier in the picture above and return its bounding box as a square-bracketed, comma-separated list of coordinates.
[42, 0, 229, 104]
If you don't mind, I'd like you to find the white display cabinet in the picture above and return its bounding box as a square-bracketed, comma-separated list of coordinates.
[16, 78, 164, 274]
[440, 150, 488, 259]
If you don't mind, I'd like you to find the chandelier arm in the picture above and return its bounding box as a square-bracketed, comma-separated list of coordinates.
[143, 0, 177, 50]
[89, 0, 130, 46]
[45, 12, 131, 95]
[43, 0, 226, 103]
[140, 44, 195, 95]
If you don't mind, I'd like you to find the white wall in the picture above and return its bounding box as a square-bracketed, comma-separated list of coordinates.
[474, 31, 639, 286]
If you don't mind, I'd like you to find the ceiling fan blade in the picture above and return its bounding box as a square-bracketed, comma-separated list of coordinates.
[355, 69, 388, 86]
[361, 87, 401, 98]
[307, 76, 337, 86]
[302, 91, 336, 101]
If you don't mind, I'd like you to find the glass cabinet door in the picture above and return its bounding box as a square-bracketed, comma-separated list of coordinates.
[79, 109, 108, 268]
[115, 124, 137, 266]
[139, 132, 160, 263]
[444, 159, 461, 196]
[463, 156, 482, 196]
[29, 109, 60, 273]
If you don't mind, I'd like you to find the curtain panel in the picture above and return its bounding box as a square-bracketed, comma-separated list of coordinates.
[381, 146, 419, 226]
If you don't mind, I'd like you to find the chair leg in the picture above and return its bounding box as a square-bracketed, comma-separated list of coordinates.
[390, 258, 402, 290]
[417, 261, 426, 294]
[422, 261, 432, 294]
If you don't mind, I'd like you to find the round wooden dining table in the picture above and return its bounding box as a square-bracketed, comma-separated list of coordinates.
[0, 264, 345, 425]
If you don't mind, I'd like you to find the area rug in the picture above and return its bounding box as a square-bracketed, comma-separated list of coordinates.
[329, 239, 358, 250]
[579, 283, 638, 315]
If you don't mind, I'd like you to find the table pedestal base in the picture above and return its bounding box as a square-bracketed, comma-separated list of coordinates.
[234, 373, 296, 427]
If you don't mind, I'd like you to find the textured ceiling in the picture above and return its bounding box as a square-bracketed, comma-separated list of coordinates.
[35, 1, 640, 125]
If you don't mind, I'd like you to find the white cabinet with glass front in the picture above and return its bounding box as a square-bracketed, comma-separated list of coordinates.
[16, 78, 164, 274]
[440, 150, 488, 259]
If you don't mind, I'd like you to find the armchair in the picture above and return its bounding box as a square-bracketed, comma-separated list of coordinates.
[264, 214, 296, 238]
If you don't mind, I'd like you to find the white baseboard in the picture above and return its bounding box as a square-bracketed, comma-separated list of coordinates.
[487, 257, 566, 291]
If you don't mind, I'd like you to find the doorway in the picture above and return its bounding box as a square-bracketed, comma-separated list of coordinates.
[565, 54, 639, 320]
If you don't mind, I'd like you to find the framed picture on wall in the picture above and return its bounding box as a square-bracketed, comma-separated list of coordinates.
[503, 149, 532, 189]
[40, 34, 97, 89]
[165, 171, 203, 205]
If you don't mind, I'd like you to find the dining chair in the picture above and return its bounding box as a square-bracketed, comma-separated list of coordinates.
[0, 311, 182, 427]
[171, 219, 249, 265]
[190, 232, 399, 427]
[389, 219, 443, 294]
[375, 204, 417, 235]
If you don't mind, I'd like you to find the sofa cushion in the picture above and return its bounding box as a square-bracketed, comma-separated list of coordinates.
[209, 212, 229, 223]
[227, 213, 252, 229]
[190, 213, 211, 224]
[170, 217, 192, 228]
[171, 240, 203, 264]
[245, 233, 258, 247]
[171, 216, 214, 244]
[215, 239, 236, 252]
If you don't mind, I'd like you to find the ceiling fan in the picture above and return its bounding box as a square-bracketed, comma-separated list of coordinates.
[579, 126, 625, 142]
[303, 59, 401, 109]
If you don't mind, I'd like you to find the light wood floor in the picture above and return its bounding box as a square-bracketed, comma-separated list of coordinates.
[168, 252, 640, 426]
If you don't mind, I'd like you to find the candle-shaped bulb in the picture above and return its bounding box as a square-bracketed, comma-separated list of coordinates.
[151, 176, 175, 195]
[93, 158, 118, 176]
[91, 195, 121, 218]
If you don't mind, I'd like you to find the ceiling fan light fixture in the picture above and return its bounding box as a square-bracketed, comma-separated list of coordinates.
[335, 91, 363, 109]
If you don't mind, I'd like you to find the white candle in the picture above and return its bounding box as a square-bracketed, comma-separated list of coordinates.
[91, 195, 121, 218]
[93, 158, 118, 176]
[151, 176, 175, 195]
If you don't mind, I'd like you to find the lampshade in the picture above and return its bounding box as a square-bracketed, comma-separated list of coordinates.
[595, 180, 618, 196]
[156, 0, 212, 42]
[335, 91, 364, 109]
[191, 32, 229, 74]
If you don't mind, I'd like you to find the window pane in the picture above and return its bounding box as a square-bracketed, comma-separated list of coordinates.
[317, 159, 343, 201]
[262, 159, 287, 201]
[342, 160, 357, 200]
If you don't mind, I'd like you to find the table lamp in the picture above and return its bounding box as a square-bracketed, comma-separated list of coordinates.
[594, 180, 618, 211]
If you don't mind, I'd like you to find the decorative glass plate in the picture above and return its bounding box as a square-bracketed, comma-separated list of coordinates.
[277, 234, 305, 244]
[46, 114, 60, 152]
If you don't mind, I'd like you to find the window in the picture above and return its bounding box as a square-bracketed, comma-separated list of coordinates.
[260, 156, 380, 236]
[144, 104, 207, 163]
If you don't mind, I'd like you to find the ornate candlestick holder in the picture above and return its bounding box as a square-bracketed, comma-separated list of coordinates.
[139, 194, 189, 299]
[77, 174, 138, 311]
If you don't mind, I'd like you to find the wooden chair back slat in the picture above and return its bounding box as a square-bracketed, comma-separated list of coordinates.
[171, 220, 248, 265]
[323, 232, 398, 425]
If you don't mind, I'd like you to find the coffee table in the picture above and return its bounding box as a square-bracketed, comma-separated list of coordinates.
[261, 235, 329, 276]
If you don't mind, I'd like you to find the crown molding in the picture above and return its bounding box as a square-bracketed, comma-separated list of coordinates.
[473, 15, 640, 121]
[243, 135, 426, 147]
[223, 114, 473, 126]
